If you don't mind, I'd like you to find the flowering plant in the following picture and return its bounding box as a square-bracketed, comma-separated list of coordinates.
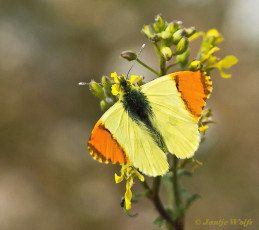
[88, 15, 238, 230]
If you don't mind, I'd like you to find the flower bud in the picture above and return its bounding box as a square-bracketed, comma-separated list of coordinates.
[161, 47, 172, 61]
[89, 80, 105, 100]
[153, 14, 166, 33]
[172, 29, 186, 44]
[187, 60, 202, 71]
[105, 97, 114, 105]
[165, 22, 179, 34]
[206, 29, 224, 45]
[142, 25, 154, 38]
[185, 27, 196, 37]
[159, 31, 171, 39]
[120, 50, 137, 61]
[174, 37, 189, 55]
[176, 48, 190, 68]
[100, 99, 111, 111]
[101, 76, 113, 92]
[149, 34, 160, 42]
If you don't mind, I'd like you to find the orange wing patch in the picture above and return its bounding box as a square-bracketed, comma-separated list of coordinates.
[88, 121, 131, 164]
[170, 71, 212, 121]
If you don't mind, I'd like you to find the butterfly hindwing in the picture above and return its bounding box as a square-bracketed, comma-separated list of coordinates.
[88, 102, 169, 176]
[88, 103, 131, 164]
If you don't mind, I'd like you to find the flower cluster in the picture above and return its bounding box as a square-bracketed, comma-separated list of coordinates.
[89, 75, 116, 111]
[142, 15, 194, 62]
[115, 165, 144, 210]
[121, 15, 238, 77]
[194, 29, 239, 78]
[110, 72, 143, 98]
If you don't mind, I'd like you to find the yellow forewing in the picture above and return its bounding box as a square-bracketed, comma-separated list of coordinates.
[100, 102, 169, 176]
[141, 74, 200, 158]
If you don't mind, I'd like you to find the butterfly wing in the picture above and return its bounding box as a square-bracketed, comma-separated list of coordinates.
[88, 101, 169, 176]
[141, 71, 212, 158]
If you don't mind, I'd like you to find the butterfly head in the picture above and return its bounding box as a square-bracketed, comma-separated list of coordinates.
[110, 72, 142, 99]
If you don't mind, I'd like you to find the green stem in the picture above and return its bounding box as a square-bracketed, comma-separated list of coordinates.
[153, 42, 161, 57]
[172, 156, 184, 230]
[141, 180, 176, 229]
[173, 157, 180, 207]
[136, 59, 160, 76]
[160, 56, 167, 76]
[152, 176, 161, 194]
[152, 43, 166, 76]
[166, 62, 178, 72]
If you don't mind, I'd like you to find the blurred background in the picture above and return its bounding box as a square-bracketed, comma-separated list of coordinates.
[0, 0, 258, 229]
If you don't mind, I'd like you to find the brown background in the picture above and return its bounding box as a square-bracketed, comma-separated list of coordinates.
[0, 0, 258, 229]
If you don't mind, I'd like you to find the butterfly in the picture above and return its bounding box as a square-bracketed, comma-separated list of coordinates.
[88, 71, 212, 176]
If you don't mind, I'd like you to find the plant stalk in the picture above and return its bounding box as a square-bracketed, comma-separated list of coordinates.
[136, 59, 160, 76]
[172, 156, 184, 230]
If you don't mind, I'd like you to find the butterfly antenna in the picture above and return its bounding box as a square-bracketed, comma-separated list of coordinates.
[126, 44, 146, 79]
[78, 82, 107, 86]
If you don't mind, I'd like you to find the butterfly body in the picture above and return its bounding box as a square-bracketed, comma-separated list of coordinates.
[88, 71, 212, 176]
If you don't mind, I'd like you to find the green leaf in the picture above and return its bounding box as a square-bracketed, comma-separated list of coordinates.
[153, 216, 164, 227]
[185, 193, 201, 210]
[178, 169, 193, 177]
[123, 207, 138, 218]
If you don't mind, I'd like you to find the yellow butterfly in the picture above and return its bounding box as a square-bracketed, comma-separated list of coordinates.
[88, 71, 212, 176]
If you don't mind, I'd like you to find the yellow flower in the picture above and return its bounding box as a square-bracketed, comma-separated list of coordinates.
[115, 165, 144, 210]
[110, 72, 143, 97]
[110, 72, 119, 83]
[110, 72, 123, 96]
[129, 75, 142, 85]
[188, 31, 204, 41]
[196, 29, 238, 78]
[208, 55, 239, 78]
[206, 29, 224, 45]
[199, 125, 209, 135]
[199, 29, 223, 62]
[190, 159, 203, 173]
[200, 47, 220, 63]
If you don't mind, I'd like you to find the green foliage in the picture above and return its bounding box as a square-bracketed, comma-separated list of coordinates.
[153, 216, 164, 228]
[185, 194, 201, 210]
